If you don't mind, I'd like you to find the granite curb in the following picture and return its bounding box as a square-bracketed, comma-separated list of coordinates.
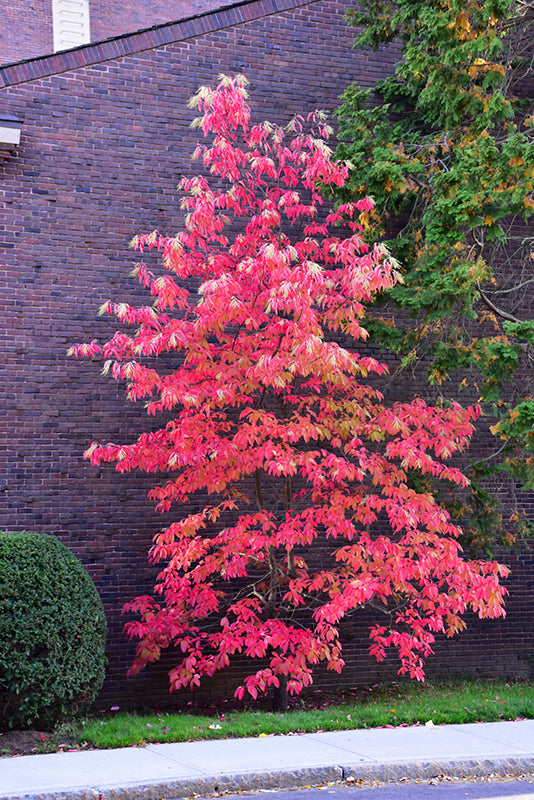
[3, 755, 534, 800]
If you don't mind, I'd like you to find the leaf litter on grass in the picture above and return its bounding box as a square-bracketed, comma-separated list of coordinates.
[77, 679, 533, 750]
[2, 679, 532, 755]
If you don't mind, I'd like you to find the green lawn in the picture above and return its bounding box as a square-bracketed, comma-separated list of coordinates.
[72, 680, 533, 750]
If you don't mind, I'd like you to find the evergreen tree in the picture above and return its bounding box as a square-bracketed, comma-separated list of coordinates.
[337, 0, 534, 552]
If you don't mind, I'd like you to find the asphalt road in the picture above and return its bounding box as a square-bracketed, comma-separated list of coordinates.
[215, 779, 534, 800]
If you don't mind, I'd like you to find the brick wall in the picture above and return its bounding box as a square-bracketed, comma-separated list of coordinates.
[0, 0, 53, 65]
[89, 0, 229, 43]
[0, 0, 253, 66]
[0, 0, 531, 708]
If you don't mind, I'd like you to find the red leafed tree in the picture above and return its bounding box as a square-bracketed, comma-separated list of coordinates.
[70, 75, 507, 710]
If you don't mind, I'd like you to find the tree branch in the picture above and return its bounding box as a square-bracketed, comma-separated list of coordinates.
[490, 277, 534, 295]
[477, 284, 524, 324]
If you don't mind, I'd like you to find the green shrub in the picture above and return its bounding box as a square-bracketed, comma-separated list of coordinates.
[0, 531, 107, 728]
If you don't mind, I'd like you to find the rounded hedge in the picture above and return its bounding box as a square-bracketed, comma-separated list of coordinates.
[0, 531, 107, 728]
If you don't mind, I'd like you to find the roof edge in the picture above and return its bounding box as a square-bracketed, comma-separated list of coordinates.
[0, 0, 318, 88]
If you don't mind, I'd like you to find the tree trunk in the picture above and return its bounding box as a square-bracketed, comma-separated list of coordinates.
[271, 674, 288, 713]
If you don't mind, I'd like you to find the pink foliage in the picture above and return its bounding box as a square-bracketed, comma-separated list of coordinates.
[70, 75, 507, 699]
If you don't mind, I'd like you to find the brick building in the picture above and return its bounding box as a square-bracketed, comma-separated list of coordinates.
[1, 0, 228, 65]
[0, 0, 532, 707]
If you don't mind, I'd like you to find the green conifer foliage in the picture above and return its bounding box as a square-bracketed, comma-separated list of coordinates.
[337, 0, 534, 552]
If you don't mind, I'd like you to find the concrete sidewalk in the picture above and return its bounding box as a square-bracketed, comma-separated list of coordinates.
[1, 720, 533, 800]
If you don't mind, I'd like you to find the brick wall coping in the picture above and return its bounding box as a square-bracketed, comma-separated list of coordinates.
[0, 0, 320, 88]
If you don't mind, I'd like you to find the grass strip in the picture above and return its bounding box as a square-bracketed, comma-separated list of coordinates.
[75, 680, 533, 750]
